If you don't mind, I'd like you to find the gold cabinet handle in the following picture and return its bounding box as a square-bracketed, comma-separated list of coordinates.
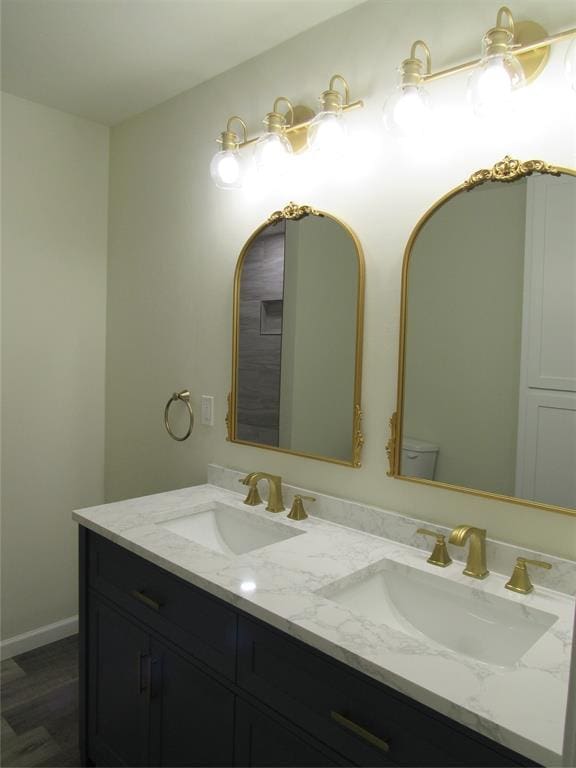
[330, 711, 389, 753]
[131, 589, 162, 611]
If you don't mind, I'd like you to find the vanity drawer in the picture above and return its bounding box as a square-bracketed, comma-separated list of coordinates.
[87, 530, 237, 679]
[237, 617, 535, 767]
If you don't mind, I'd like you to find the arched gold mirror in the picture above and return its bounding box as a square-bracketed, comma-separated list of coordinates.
[228, 203, 365, 467]
[389, 157, 576, 516]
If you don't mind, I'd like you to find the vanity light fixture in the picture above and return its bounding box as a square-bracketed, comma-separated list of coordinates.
[254, 97, 294, 178]
[467, 6, 525, 116]
[308, 74, 352, 156]
[383, 40, 433, 137]
[210, 116, 248, 190]
[384, 7, 576, 130]
[209, 75, 363, 189]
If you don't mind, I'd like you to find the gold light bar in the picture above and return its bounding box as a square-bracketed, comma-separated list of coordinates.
[422, 25, 576, 83]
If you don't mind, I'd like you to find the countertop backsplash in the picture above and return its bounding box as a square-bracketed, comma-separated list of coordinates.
[207, 464, 576, 596]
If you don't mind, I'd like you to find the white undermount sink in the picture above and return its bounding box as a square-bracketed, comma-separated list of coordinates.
[319, 559, 557, 667]
[158, 502, 303, 556]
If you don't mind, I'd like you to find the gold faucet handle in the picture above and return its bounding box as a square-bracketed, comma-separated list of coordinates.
[522, 558, 552, 570]
[238, 478, 262, 506]
[287, 495, 315, 521]
[505, 557, 552, 594]
[417, 528, 452, 568]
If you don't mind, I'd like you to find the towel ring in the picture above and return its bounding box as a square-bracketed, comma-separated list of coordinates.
[164, 390, 194, 441]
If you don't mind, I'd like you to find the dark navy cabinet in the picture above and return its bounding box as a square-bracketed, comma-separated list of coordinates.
[87, 598, 150, 767]
[148, 639, 235, 767]
[79, 528, 539, 768]
[234, 699, 342, 767]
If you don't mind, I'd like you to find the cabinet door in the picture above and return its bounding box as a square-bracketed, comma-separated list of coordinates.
[235, 699, 341, 767]
[88, 598, 150, 767]
[149, 639, 235, 767]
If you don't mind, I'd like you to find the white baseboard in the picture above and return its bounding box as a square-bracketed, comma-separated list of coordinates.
[1, 615, 78, 660]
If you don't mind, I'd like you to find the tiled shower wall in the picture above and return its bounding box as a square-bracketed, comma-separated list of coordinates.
[237, 222, 285, 445]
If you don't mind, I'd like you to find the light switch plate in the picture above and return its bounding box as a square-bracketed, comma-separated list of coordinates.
[201, 395, 214, 426]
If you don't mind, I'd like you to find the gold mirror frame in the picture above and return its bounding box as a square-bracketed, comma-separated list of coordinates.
[227, 202, 365, 467]
[388, 156, 576, 517]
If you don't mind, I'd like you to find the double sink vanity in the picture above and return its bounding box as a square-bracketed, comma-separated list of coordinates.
[74, 465, 575, 768]
[75, 156, 575, 767]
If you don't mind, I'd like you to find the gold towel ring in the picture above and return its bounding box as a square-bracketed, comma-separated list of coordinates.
[164, 390, 194, 441]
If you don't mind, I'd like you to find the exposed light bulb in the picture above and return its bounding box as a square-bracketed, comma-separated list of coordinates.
[383, 42, 433, 138]
[565, 38, 576, 92]
[254, 133, 293, 179]
[210, 149, 244, 190]
[308, 97, 348, 157]
[468, 53, 525, 116]
[308, 111, 347, 156]
[383, 85, 432, 137]
[210, 117, 247, 190]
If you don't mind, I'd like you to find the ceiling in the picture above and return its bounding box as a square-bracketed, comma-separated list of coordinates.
[1, 0, 366, 126]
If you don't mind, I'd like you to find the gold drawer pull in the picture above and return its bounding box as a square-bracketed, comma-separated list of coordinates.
[330, 710, 390, 753]
[131, 589, 162, 611]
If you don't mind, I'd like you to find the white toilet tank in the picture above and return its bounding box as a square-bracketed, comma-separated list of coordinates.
[401, 437, 439, 480]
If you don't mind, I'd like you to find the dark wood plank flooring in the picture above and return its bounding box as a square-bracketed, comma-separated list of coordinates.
[1, 636, 80, 767]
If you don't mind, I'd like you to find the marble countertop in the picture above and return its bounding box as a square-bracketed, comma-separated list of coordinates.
[74, 483, 574, 766]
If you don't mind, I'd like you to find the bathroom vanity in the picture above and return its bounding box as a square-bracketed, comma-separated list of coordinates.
[75, 476, 574, 768]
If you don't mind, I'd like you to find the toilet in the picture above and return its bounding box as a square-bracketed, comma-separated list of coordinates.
[401, 437, 439, 480]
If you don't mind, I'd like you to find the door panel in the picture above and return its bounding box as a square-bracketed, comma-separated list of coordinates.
[88, 597, 150, 767]
[149, 639, 235, 767]
[235, 699, 340, 767]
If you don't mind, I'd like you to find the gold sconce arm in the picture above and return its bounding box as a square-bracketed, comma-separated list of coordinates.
[226, 115, 247, 143]
[496, 6, 515, 36]
[410, 40, 432, 74]
[330, 71, 364, 112]
[272, 96, 294, 127]
[329, 74, 350, 106]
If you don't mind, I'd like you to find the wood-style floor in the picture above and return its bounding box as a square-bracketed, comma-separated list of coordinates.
[1, 636, 80, 768]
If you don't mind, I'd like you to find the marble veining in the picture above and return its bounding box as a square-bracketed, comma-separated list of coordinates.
[208, 464, 576, 596]
[74, 480, 575, 766]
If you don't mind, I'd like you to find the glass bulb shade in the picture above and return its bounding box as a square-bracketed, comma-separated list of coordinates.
[254, 132, 292, 178]
[210, 148, 244, 190]
[382, 85, 432, 137]
[307, 110, 347, 156]
[468, 53, 526, 117]
[565, 38, 576, 92]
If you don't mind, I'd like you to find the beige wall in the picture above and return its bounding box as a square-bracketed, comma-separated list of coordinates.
[105, 0, 576, 559]
[280, 217, 357, 461]
[404, 182, 526, 495]
[1, 93, 109, 640]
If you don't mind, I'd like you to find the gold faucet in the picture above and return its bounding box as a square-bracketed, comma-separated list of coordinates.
[448, 525, 489, 579]
[505, 557, 551, 594]
[239, 472, 285, 513]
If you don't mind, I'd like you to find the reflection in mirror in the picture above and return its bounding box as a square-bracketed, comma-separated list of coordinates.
[230, 206, 364, 466]
[396, 162, 575, 514]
